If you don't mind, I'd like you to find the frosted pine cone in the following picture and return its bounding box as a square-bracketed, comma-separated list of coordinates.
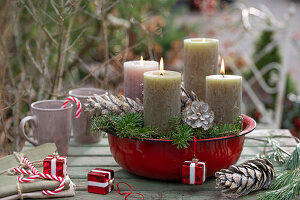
[182, 101, 214, 130]
[85, 93, 143, 116]
[215, 158, 275, 198]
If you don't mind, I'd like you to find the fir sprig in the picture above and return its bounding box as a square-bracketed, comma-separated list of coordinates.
[91, 113, 243, 149]
[194, 116, 243, 139]
[259, 141, 300, 200]
[167, 116, 193, 149]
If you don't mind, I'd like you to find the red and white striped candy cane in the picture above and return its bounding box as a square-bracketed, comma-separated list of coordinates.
[42, 176, 65, 195]
[14, 157, 65, 196]
[13, 168, 35, 176]
[17, 174, 41, 183]
[61, 96, 82, 118]
[17, 172, 65, 195]
[23, 157, 39, 175]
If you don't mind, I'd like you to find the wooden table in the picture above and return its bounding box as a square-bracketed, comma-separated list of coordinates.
[23, 129, 298, 199]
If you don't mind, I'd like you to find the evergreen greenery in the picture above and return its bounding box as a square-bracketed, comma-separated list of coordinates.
[259, 141, 300, 200]
[91, 113, 243, 149]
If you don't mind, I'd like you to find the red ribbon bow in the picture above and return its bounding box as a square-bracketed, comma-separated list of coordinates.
[116, 182, 144, 200]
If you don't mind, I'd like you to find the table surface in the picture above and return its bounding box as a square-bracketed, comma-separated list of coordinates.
[23, 129, 299, 199]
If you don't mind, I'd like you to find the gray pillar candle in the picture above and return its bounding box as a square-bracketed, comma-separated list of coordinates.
[143, 58, 181, 134]
[184, 38, 219, 100]
[205, 59, 242, 125]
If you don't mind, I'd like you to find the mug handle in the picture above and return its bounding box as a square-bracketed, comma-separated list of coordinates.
[19, 116, 38, 146]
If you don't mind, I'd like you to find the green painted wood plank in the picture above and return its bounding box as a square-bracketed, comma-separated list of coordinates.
[24, 137, 110, 147]
[57, 189, 300, 200]
[22, 146, 113, 156]
[73, 178, 219, 191]
[68, 156, 118, 167]
[249, 129, 291, 137]
[242, 146, 296, 156]
[69, 167, 126, 179]
[56, 190, 258, 200]
[244, 136, 297, 147]
[68, 146, 112, 156]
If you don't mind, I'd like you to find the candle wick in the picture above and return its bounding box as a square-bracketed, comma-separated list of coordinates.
[160, 73, 163, 76]
[222, 74, 225, 78]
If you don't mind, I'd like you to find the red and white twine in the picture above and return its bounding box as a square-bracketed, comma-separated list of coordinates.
[13, 157, 65, 196]
[62, 96, 82, 118]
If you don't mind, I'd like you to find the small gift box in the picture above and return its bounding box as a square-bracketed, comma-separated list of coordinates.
[43, 153, 67, 178]
[88, 168, 114, 195]
[182, 158, 206, 185]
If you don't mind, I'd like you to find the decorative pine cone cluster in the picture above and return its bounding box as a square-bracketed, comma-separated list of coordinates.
[215, 158, 275, 198]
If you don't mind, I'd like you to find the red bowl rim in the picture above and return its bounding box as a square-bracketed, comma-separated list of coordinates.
[107, 114, 256, 143]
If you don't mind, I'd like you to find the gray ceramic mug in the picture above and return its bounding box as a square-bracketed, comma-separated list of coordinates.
[19, 100, 73, 155]
[69, 88, 105, 144]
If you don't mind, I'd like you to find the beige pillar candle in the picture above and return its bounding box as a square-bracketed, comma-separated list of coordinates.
[205, 59, 242, 125]
[184, 38, 219, 100]
[143, 58, 181, 134]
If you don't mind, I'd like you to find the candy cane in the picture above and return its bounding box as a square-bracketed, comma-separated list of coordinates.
[17, 174, 40, 183]
[14, 157, 65, 196]
[62, 96, 82, 118]
[13, 168, 35, 176]
[42, 177, 65, 195]
[23, 157, 39, 175]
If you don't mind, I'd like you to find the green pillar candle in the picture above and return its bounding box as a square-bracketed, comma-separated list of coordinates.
[206, 74, 242, 125]
[143, 68, 181, 134]
[184, 38, 219, 100]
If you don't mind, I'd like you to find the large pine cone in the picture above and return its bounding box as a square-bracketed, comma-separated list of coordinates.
[215, 158, 275, 198]
[85, 93, 143, 116]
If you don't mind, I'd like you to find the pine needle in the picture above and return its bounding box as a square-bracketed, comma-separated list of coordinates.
[284, 143, 300, 170]
[259, 140, 300, 200]
[270, 170, 298, 190]
[265, 138, 290, 164]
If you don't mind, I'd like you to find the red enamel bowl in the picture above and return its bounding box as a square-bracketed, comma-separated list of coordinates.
[108, 114, 256, 181]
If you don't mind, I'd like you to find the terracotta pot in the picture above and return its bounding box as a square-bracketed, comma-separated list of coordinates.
[69, 88, 105, 144]
[108, 115, 256, 181]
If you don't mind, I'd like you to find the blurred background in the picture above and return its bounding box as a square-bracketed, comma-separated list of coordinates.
[0, 0, 300, 156]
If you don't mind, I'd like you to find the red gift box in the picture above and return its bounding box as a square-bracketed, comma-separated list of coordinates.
[43, 154, 67, 178]
[182, 158, 206, 185]
[88, 168, 114, 195]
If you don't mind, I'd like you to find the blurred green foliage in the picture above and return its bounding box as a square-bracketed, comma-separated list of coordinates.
[0, 0, 194, 153]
